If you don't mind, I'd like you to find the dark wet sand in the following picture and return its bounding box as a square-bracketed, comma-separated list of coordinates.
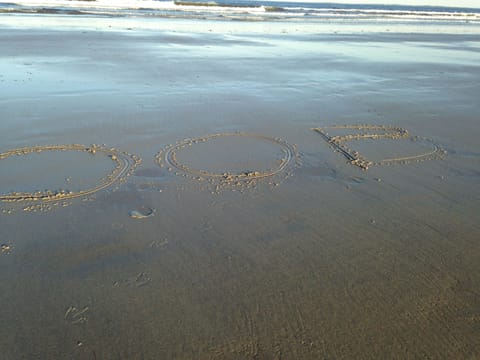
[1, 17, 480, 359]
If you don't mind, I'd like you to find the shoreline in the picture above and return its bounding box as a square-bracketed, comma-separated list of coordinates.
[2, 11, 480, 35]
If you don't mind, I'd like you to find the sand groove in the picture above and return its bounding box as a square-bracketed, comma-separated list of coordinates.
[312, 125, 445, 170]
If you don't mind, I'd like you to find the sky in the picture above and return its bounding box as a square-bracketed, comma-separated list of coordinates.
[11, 0, 480, 9]
[286, 0, 480, 9]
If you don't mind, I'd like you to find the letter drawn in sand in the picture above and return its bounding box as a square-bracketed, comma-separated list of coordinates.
[155, 132, 299, 193]
[0, 144, 141, 212]
[312, 125, 445, 170]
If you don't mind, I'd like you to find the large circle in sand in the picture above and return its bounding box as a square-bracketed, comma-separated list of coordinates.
[156, 133, 296, 180]
[0, 144, 140, 203]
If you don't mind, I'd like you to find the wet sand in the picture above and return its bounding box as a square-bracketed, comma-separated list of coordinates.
[1, 16, 480, 359]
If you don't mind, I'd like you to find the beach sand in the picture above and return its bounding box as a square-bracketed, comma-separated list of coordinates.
[1, 16, 480, 359]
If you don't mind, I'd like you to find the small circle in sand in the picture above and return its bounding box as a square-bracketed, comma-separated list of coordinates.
[155, 132, 298, 189]
[0, 144, 141, 209]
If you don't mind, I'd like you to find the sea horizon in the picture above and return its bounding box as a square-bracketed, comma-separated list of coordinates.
[2, 0, 480, 24]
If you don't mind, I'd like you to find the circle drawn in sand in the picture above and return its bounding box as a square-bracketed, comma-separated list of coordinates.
[312, 125, 445, 170]
[155, 133, 297, 188]
[0, 144, 140, 208]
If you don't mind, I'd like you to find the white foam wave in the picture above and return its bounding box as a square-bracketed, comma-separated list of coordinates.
[5, 0, 480, 22]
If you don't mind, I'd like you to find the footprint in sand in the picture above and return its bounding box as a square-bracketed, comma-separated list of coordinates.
[64, 306, 89, 325]
[1, 244, 12, 254]
[113, 272, 151, 288]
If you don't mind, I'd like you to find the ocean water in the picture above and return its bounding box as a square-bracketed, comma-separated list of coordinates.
[2, 0, 480, 23]
[2, 0, 480, 358]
